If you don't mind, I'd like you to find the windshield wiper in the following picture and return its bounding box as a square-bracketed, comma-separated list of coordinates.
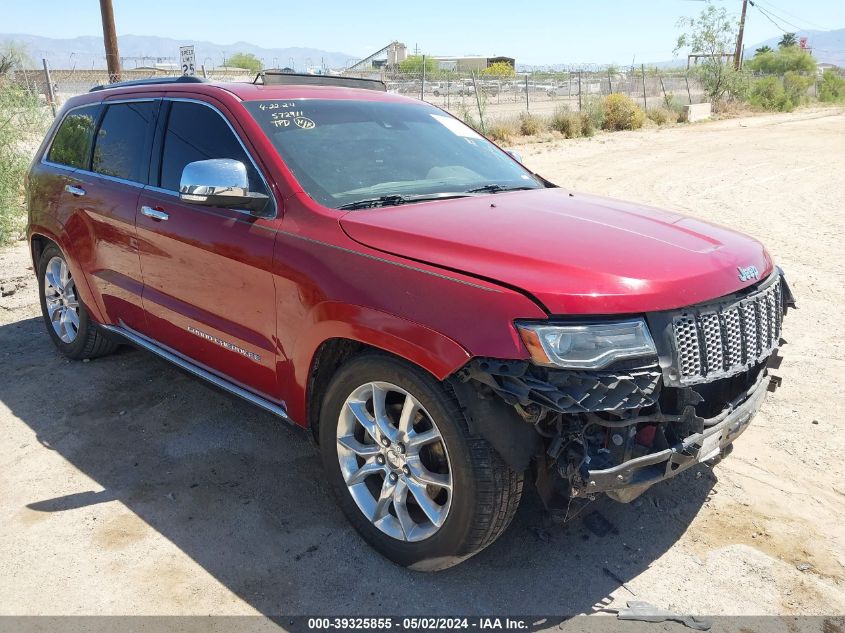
[338, 192, 475, 210]
[465, 184, 537, 194]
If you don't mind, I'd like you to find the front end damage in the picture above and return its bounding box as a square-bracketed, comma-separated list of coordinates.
[450, 272, 795, 506]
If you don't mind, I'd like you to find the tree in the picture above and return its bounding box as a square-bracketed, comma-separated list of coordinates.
[779, 33, 797, 48]
[754, 45, 773, 56]
[675, 3, 742, 103]
[398, 55, 438, 74]
[746, 46, 816, 74]
[226, 52, 261, 72]
[480, 61, 515, 77]
[0, 41, 31, 75]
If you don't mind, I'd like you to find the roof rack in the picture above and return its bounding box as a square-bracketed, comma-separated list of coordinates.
[256, 71, 386, 92]
[89, 76, 208, 92]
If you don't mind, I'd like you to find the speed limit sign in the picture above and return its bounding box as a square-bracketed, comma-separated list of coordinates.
[180, 46, 195, 76]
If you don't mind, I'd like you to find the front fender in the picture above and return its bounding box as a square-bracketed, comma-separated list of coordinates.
[283, 301, 471, 425]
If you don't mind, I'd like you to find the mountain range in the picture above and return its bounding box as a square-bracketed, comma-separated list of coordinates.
[746, 28, 845, 66]
[0, 33, 356, 71]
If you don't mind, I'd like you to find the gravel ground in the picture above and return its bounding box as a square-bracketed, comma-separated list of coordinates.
[1, 107, 844, 621]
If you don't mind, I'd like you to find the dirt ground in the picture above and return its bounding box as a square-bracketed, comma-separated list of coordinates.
[1, 107, 844, 622]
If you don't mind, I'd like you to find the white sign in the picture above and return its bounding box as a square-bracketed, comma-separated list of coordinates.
[180, 46, 195, 76]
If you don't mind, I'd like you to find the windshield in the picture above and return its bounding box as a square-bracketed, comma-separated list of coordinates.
[244, 98, 543, 209]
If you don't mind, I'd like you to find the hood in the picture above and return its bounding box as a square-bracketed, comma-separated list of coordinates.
[339, 188, 773, 315]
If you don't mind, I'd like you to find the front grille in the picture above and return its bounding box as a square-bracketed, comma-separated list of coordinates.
[672, 277, 783, 383]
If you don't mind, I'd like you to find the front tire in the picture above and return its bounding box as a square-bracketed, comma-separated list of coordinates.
[37, 243, 118, 360]
[319, 353, 523, 571]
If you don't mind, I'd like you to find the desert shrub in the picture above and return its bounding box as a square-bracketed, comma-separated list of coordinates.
[819, 70, 845, 103]
[783, 71, 813, 106]
[600, 93, 646, 131]
[578, 112, 596, 137]
[1, 82, 47, 244]
[549, 106, 581, 138]
[582, 97, 605, 130]
[486, 118, 518, 143]
[749, 76, 793, 111]
[647, 107, 674, 125]
[518, 112, 543, 136]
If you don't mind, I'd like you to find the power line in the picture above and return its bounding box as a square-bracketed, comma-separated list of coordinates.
[748, 1, 793, 34]
[753, 0, 827, 30]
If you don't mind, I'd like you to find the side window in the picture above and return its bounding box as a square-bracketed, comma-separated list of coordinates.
[92, 101, 156, 182]
[160, 101, 266, 195]
[47, 105, 100, 168]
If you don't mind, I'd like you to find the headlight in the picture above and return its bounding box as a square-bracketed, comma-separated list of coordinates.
[516, 319, 657, 370]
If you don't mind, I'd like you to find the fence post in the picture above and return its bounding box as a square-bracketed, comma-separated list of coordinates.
[578, 70, 582, 112]
[446, 77, 450, 110]
[471, 72, 485, 133]
[420, 55, 426, 101]
[42, 58, 57, 117]
[640, 64, 647, 111]
[201, 64, 208, 79]
[607, 68, 613, 94]
[685, 73, 692, 104]
[524, 74, 529, 111]
[659, 75, 668, 107]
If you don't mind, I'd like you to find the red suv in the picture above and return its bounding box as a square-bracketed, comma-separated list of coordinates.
[26, 74, 793, 570]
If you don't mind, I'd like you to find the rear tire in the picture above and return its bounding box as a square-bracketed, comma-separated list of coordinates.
[37, 243, 118, 360]
[319, 353, 523, 571]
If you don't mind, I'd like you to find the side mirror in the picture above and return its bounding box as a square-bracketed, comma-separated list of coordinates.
[506, 150, 523, 163]
[179, 159, 269, 214]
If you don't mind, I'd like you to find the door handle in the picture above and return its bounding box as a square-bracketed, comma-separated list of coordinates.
[140, 206, 169, 221]
[64, 184, 86, 197]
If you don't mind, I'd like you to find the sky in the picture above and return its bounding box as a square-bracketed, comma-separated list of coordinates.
[3, 0, 844, 65]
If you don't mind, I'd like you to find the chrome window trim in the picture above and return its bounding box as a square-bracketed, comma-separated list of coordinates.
[156, 97, 278, 219]
[40, 96, 277, 219]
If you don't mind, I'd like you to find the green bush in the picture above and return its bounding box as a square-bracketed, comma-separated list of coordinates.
[749, 76, 793, 111]
[582, 98, 605, 131]
[600, 93, 646, 131]
[518, 112, 543, 136]
[819, 70, 845, 103]
[1, 83, 46, 244]
[783, 71, 813, 106]
[549, 107, 581, 138]
[578, 112, 596, 137]
[746, 47, 816, 74]
[647, 107, 676, 125]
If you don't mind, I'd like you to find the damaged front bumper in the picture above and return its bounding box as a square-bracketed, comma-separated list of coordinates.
[579, 369, 769, 502]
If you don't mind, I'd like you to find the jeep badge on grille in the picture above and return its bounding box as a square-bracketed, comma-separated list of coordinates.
[738, 265, 760, 282]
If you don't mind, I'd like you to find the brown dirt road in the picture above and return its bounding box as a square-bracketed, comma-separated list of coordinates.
[1, 107, 843, 619]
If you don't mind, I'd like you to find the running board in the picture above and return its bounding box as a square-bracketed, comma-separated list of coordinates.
[101, 323, 292, 423]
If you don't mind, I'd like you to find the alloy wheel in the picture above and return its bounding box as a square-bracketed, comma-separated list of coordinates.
[43, 256, 80, 344]
[336, 381, 453, 542]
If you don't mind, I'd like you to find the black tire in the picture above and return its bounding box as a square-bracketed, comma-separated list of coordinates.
[319, 353, 523, 571]
[37, 243, 118, 360]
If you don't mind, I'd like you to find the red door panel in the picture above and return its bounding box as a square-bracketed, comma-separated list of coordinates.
[136, 189, 279, 399]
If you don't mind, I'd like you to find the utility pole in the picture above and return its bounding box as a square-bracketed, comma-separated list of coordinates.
[99, 0, 121, 82]
[734, 0, 748, 70]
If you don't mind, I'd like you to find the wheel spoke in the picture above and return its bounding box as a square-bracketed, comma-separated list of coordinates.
[371, 384, 398, 442]
[337, 434, 381, 458]
[393, 480, 415, 539]
[347, 400, 380, 443]
[66, 308, 80, 330]
[406, 428, 439, 451]
[407, 458, 452, 491]
[59, 259, 70, 288]
[397, 393, 418, 437]
[406, 477, 446, 527]
[344, 459, 384, 486]
[373, 476, 396, 521]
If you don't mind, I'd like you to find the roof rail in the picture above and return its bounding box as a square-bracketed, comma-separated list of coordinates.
[257, 71, 386, 92]
[89, 76, 208, 92]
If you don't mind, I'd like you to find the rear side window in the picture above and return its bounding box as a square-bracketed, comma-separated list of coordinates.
[92, 101, 156, 182]
[159, 101, 266, 194]
[47, 105, 100, 168]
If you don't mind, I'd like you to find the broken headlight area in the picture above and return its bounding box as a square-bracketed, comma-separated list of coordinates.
[454, 352, 780, 505]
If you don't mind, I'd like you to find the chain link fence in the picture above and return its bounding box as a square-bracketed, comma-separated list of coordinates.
[10, 60, 709, 123]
